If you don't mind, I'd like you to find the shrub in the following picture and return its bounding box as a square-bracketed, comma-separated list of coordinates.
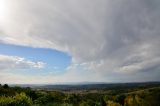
[107, 101, 122, 106]
[0, 93, 33, 106]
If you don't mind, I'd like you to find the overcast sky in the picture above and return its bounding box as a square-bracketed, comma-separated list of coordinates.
[0, 0, 160, 84]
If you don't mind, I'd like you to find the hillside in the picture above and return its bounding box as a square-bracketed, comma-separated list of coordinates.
[0, 82, 160, 106]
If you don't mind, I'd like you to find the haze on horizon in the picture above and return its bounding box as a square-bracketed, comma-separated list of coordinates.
[0, 0, 160, 84]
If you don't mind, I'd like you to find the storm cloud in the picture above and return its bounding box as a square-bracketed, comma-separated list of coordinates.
[0, 0, 160, 82]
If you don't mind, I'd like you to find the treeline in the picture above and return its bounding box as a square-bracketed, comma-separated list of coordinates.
[36, 82, 160, 91]
[0, 84, 160, 106]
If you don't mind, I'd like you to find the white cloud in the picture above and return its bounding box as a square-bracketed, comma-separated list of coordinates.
[0, 0, 160, 82]
[0, 54, 45, 71]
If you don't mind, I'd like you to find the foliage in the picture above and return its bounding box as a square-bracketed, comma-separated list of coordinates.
[107, 101, 122, 106]
[3, 84, 9, 89]
[0, 93, 33, 106]
[0, 84, 160, 106]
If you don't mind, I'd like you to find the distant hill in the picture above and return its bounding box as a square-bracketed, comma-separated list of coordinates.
[10, 82, 160, 91]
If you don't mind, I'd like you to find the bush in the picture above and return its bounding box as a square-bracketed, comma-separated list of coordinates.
[0, 93, 33, 106]
[107, 101, 122, 106]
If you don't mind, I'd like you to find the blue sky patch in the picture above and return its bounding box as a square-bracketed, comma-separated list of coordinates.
[0, 43, 71, 74]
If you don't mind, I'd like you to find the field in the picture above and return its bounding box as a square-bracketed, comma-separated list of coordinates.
[0, 82, 160, 106]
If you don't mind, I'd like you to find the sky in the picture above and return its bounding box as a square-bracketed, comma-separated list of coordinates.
[0, 0, 160, 84]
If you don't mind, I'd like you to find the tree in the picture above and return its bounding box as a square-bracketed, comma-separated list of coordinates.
[115, 94, 126, 105]
[3, 84, 9, 89]
[124, 95, 145, 106]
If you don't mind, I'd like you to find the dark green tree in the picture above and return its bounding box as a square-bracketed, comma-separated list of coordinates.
[3, 84, 9, 89]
